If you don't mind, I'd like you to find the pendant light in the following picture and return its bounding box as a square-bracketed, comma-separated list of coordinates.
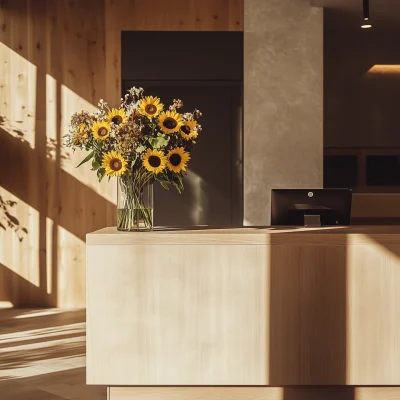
[361, 0, 372, 28]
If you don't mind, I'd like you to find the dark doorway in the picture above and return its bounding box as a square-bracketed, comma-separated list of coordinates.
[122, 31, 243, 227]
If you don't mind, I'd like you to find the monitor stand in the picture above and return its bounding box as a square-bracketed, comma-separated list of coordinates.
[304, 214, 321, 227]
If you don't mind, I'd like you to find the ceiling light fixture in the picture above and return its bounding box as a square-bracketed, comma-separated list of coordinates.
[361, 0, 372, 28]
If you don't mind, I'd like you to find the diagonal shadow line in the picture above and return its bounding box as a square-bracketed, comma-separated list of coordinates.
[0, 3, 106, 109]
[0, 127, 116, 243]
[0, 262, 46, 308]
[364, 234, 400, 260]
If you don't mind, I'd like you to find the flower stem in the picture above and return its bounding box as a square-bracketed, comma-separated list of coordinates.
[117, 171, 153, 231]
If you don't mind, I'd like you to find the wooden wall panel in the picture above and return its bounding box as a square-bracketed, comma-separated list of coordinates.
[0, 0, 243, 307]
[105, 0, 244, 105]
[0, 0, 115, 307]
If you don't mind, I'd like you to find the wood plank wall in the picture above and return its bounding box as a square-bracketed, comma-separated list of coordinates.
[105, 0, 244, 105]
[0, 0, 243, 307]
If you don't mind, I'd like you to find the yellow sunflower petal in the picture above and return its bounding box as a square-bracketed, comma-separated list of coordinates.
[102, 150, 128, 177]
[166, 147, 190, 173]
[139, 96, 164, 119]
[92, 121, 111, 140]
[106, 108, 128, 126]
[179, 120, 197, 140]
[158, 110, 183, 134]
[142, 149, 167, 174]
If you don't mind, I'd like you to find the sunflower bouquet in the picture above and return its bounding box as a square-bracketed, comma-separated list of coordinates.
[65, 87, 202, 231]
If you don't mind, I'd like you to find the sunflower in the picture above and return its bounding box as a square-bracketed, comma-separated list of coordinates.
[179, 120, 198, 140]
[92, 121, 110, 140]
[166, 147, 190, 173]
[142, 149, 167, 174]
[106, 108, 128, 126]
[139, 96, 164, 119]
[158, 110, 182, 134]
[102, 151, 128, 177]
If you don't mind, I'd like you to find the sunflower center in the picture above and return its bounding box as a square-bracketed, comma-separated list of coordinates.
[98, 127, 108, 136]
[145, 104, 157, 115]
[163, 117, 177, 129]
[170, 154, 182, 167]
[112, 115, 123, 125]
[111, 159, 122, 171]
[148, 155, 161, 168]
[180, 125, 191, 134]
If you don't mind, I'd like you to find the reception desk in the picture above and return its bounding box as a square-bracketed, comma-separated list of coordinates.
[86, 226, 400, 399]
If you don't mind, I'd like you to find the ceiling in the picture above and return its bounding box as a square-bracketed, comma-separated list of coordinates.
[310, 0, 400, 23]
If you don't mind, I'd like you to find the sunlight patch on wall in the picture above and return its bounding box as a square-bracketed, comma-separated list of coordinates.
[57, 225, 85, 308]
[46, 74, 58, 160]
[0, 187, 39, 287]
[60, 84, 116, 205]
[46, 217, 53, 295]
[367, 65, 400, 76]
[0, 42, 37, 148]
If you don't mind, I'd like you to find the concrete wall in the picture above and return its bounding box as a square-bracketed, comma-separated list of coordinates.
[244, 0, 323, 225]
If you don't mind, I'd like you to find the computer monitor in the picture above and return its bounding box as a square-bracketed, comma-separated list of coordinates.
[271, 189, 352, 226]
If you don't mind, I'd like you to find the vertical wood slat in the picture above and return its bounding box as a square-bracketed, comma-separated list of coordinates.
[0, 0, 110, 307]
[104, 0, 243, 106]
[0, 0, 242, 307]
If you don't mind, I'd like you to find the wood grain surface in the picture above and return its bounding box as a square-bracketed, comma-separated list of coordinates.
[87, 226, 400, 385]
[0, 0, 243, 307]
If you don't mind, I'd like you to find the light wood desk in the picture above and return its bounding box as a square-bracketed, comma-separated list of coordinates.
[86, 226, 400, 399]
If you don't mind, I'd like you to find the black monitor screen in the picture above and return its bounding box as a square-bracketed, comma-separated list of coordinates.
[271, 189, 352, 226]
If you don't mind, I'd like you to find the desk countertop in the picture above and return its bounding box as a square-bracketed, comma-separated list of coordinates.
[86, 225, 400, 245]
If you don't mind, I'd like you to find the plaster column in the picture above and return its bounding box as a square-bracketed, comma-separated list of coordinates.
[244, 0, 323, 225]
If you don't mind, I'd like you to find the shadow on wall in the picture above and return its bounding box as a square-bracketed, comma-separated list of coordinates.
[0, 125, 115, 243]
[0, 0, 115, 307]
[0, 263, 46, 308]
[0, 118, 116, 306]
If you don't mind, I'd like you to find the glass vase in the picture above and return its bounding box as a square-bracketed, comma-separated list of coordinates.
[117, 173, 154, 232]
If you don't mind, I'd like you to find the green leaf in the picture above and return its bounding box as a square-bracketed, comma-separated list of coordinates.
[76, 150, 94, 168]
[97, 167, 106, 182]
[172, 181, 182, 194]
[176, 174, 184, 189]
[159, 180, 170, 191]
[136, 145, 146, 153]
[91, 159, 101, 170]
[149, 134, 169, 149]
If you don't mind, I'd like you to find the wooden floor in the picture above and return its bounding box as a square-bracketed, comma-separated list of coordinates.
[0, 308, 106, 400]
